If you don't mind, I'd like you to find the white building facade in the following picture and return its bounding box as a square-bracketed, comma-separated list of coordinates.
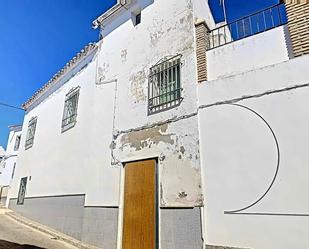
[0, 125, 22, 207]
[7, 0, 309, 249]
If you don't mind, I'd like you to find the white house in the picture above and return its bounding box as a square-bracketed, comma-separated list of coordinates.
[0, 146, 5, 162]
[7, 0, 309, 249]
[0, 125, 22, 207]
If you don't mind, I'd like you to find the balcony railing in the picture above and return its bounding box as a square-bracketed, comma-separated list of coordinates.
[207, 3, 288, 50]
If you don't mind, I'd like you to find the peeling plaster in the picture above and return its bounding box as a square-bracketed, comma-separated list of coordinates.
[97, 63, 110, 83]
[129, 70, 147, 104]
[120, 124, 175, 151]
[121, 49, 128, 63]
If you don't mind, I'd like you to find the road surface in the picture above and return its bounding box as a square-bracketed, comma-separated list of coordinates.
[0, 210, 78, 249]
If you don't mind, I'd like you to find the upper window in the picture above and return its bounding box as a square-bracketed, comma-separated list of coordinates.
[132, 12, 142, 26]
[62, 87, 80, 132]
[25, 117, 37, 150]
[14, 135, 21, 151]
[148, 55, 182, 115]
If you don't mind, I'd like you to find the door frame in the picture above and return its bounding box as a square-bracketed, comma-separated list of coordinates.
[116, 157, 160, 249]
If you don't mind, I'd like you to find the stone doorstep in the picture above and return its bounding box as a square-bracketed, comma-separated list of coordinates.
[5, 211, 99, 249]
[206, 245, 250, 249]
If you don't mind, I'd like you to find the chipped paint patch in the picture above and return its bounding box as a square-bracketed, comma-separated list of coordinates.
[97, 63, 110, 83]
[120, 124, 175, 151]
[121, 49, 127, 63]
[160, 154, 203, 207]
[130, 70, 147, 104]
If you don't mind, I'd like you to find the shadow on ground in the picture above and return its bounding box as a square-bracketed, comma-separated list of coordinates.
[0, 240, 45, 249]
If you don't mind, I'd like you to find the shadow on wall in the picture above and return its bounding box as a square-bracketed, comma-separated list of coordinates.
[101, 0, 154, 37]
[0, 240, 45, 249]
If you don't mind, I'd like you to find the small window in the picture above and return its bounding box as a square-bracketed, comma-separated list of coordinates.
[62, 87, 80, 132]
[25, 117, 37, 150]
[132, 12, 142, 26]
[17, 177, 27, 205]
[14, 135, 21, 151]
[148, 55, 182, 114]
[135, 13, 141, 25]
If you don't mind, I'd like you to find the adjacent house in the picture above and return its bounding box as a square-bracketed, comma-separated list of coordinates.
[7, 0, 309, 249]
[0, 146, 5, 162]
[0, 125, 22, 207]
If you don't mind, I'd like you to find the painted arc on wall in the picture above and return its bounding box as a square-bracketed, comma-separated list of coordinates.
[201, 104, 279, 213]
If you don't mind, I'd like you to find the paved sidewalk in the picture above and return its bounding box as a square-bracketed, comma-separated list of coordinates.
[0, 211, 78, 249]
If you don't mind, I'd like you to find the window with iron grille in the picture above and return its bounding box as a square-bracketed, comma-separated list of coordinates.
[148, 55, 182, 114]
[25, 117, 37, 150]
[62, 87, 80, 132]
[14, 135, 21, 151]
[17, 177, 27, 205]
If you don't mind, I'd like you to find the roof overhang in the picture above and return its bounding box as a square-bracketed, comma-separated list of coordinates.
[8, 125, 22, 132]
[92, 0, 132, 29]
[22, 43, 98, 110]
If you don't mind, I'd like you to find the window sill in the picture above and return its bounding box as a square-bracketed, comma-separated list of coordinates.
[25, 144, 33, 150]
[61, 121, 77, 133]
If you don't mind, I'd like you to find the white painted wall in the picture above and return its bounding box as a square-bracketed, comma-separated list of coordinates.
[9, 56, 120, 207]
[0, 128, 21, 187]
[10, 0, 211, 208]
[198, 54, 309, 249]
[207, 26, 290, 81]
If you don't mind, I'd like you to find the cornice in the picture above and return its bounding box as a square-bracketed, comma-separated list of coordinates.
[92, 0, 129, 29]
[22, 43, 98, 110]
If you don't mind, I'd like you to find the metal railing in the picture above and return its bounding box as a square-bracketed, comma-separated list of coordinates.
[207, 3, 287, 50]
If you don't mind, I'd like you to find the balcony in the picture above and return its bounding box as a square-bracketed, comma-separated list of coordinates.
[207, 3, 288, 50]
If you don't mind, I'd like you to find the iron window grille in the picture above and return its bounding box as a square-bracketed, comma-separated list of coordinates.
[14, 135, 21, 151]
[148, 55, 183, 115]
[62, 87, 80, 132]
[17, 177, 27, 205]
[25, 117, 37, 150]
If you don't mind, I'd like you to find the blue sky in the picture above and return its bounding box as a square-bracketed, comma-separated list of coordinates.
[0, 0, 279, 148]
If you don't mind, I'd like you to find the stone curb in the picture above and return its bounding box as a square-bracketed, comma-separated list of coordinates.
[6, 211, 99, 249]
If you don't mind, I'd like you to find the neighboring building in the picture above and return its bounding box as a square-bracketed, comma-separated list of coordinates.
[6, 0, 309, 249]
[0, 125, 22, 207]
[0, 146, 5, 162]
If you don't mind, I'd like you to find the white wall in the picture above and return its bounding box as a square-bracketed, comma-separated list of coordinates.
[207, 26, 290, 81]
[9, 56, 120, 207]
[198, 54, 309, 249]
[10, 0, 210, 208]
[0, 129, 21, 187]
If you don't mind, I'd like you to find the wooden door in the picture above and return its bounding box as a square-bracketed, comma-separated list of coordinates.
[122, 159, 156, 249]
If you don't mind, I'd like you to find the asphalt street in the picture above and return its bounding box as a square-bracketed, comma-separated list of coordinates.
[0, 210, 77, 249]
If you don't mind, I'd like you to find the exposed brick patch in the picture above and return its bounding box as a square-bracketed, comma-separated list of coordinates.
[195, 20, 209, 83]
[285, 2, 309, 57]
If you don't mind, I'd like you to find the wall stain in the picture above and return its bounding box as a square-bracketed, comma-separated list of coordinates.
[121, 49, 127, 63]
[97, 63, 110, 83]
[130, 70, 147, 104]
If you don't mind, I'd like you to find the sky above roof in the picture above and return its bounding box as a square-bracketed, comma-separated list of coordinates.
[0, 0, 280, 148]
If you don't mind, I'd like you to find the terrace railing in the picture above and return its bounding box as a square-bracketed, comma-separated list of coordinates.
[207, 3, 288, 50]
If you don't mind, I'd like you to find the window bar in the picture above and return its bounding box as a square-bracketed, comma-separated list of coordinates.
[224, 25, 227, 44]
[242, 18, 246, 37]
[235, 21, 239, 40]
[249, 15, 253, 36]
[175, 63, 178, 102]
[278, 5, 282, 25]
[270, 8, 275, 28]
[262, 11, 267, 31]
